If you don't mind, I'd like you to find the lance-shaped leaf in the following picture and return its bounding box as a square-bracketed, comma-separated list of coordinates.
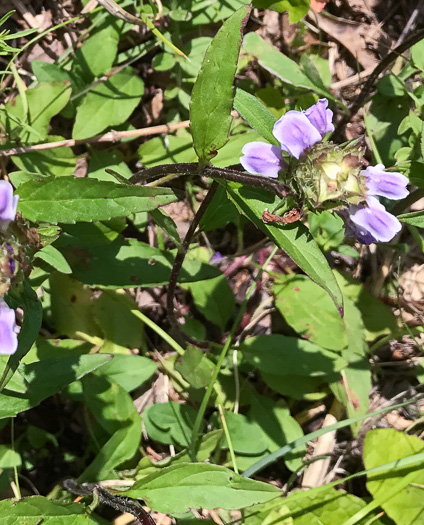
[0, 496, 99, 524]
[122, 463, 280, 513]
[225, 182, 343, 313]
[190, 4, 252, 162]
[17, 177, 182, 224]
[234, 88, 278, 145]
[398, 210, 424, 227]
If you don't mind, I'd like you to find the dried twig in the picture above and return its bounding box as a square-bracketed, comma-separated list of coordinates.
[0, 121, 190, 157]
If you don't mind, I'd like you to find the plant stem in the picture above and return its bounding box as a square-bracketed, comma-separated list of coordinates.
[189, 246, 278, 461]
[131, 163, 291, 198]
[131, 309, 185, 356]
[219, 405, 239, 474]
[166, 180, 219, 348]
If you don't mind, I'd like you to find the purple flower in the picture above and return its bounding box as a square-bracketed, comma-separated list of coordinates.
[272, 112, 322, 159]
[346, 196, 402, 244]
[304, 98, 335, 137]
[0, 299, 18, 355]
[344, 164, 409, 244]
[0, 181, 19, 224]
[362, 164, 409, 200]
[240, 142, 286, 178]
[240, 98, 334, 175]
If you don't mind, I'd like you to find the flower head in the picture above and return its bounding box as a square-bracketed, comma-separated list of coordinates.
[239, 98, 409, 244]
[0, 299, 18, 355]
[0, 181, 19, 224]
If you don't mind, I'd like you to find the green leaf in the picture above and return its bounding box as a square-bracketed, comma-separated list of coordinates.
[180, 38, 214, 78]
[71, 25, 119, 81]
[234, 88, 278, 144]
[143, 402, 197, 448]
[81, 374, 141, 479]
[152, 52, 175, 71]
[59, 237, 221, 288]
[199, 184, 239, 231]
[221, 411, 269, 455]
[335, 271, 397, 340]
[91, 290, 146, 352]
[364, 428, 424, 525]
[1, 82, 72, 143]
[274, 275, 347, 351]
[150, 208, 182, 248]
[73, 68, 144, 139]
[11, 136, 76, 177]
[80, 375, 141, 479]
[225, 182, 343, 312]
[249, 395, 304, 472]
[183, 274, 235, 331]
[175, 346, 215, 389]
[47, 275, 147, 351]
[190, 4, 251, 162]
[282, 487, 385, 525]
[17, 176, 182, 224]
[97, 354, 157, 392]
[212, 130, 263, 168]
[138, 133, 197, 167]
[188, 0, 250, 26]
[331, 298, 371, 435]
[87, 148, 133, 182]
[399, 210, 424, 227]
[240, 335, 346, 377]
[261, 373, 326, 400]
[411, 38, 424, 72]
[243, 33, 335, 101]
[0, 496, 101, 524]
[36, 244, 72, 274]
[0, 445, 21, 468]
[0, 354, 111, 419]
[252, 0, 310, 23]
[32, 60, 73, 83]
[367, 93, 409, 165]
[309, 211, 345, 252]
[122, 463, 281, 513]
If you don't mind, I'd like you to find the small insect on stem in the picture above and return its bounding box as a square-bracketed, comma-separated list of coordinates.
[261, 208, 303, 224]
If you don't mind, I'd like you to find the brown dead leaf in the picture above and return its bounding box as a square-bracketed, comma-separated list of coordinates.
[311, 12, 384, 69]
[399, 264, 424, 304]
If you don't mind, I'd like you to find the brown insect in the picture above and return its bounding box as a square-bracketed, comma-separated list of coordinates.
[261, 208, 303, 224]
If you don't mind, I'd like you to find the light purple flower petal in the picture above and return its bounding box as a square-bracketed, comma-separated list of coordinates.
[240, 142, 286, 178]
[0, 181, 19, 223]
[304, 99, 334, 137]
[272, 111, 322, 159]
[347, 196, 402, 244]
[0, 299, 18, 355]
[363, 164, 409, 200]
